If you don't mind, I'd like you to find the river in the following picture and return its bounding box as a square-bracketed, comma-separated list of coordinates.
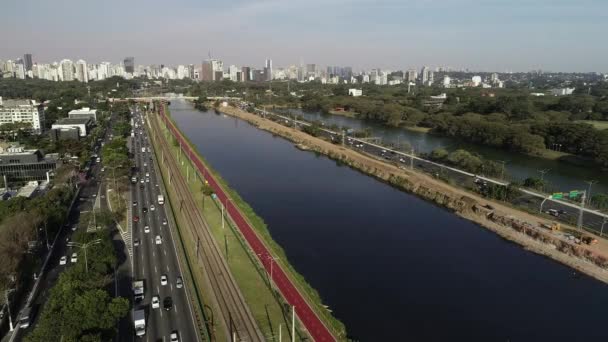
[282, 109, 608, 195]
[169, 99, 608, 341]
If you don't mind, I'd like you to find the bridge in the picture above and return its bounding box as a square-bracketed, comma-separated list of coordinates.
[109, 95, 242, 102]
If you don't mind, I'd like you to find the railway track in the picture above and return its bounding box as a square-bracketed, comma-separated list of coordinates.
[149, 113, 264, 342]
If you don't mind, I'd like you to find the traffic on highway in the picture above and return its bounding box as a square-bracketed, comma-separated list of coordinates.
[129, 107, 199, 341]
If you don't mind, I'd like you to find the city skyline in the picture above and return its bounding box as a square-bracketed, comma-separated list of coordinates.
[2, 0, 607, 72]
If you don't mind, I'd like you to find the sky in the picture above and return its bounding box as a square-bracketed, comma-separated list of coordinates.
[1, 0, 607, 72]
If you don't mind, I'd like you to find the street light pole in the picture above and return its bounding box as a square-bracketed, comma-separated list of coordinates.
[585, 180, 597, 206]
[601, 217, 608, 237]
[68, 239, 101, 273]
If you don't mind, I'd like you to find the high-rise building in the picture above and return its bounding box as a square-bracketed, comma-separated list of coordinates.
[229, 65, 239, 82]
[241, 67, 251, 82]
[420, 66, 429, 84]
[59, 59, 74, 81]
[265, 59, 272, 81]
[306, 64, 316, 76]
[124, 57, 135, 73]
[75, 60, 88, 83]
[23, 54, 33, 72]
[406, 69, 417, 83]
[202, 59, 223, 81]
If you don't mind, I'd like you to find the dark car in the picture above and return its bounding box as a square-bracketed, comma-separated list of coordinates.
[139, 184, 144, 189]
[142, 207, 148, 213]
[133, 216, 140, 223]
[163, 296, 173, 311]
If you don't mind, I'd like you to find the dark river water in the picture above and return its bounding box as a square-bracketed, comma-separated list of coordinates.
[169, 99, 608, 342]
[284, 109, 607, 195]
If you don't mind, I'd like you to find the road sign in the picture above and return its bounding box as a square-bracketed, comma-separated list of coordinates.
[551, 193, 563, 200]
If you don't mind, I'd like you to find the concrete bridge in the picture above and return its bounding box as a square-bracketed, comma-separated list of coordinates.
[109, 95, 242, 102]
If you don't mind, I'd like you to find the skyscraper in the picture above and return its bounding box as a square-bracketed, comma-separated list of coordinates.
[23, 54, 33, 72]
[202, 59, 223, 81]
[124, 57, 135, 74]
[75, 60, 88, 83]
[265, 59, 272, 81]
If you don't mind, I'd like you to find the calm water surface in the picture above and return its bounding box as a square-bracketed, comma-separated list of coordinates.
[170, 99, 608, 341]
[285, 109, 608, 194]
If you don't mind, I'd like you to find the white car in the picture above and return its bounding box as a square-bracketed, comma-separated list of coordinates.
[150, 205, 155, 211]
[146, 178, 150, 183]
[151, 295, 160, 309]
[160, 275, 168, 286]
[101, 167, 105, 172]
[155, 235, 162, 245]
[140, 179, 144, 184]
[71, 253, 77, 263]
[170, 331, 179, 342]
[162, 219, 167, 226]
[144, 225, 150, 233]
[59, 256, 67, 265]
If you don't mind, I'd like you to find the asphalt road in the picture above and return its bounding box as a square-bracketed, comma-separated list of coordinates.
[130, 108, 199, 342]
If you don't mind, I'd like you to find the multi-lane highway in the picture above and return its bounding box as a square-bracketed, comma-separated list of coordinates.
[130, 108, 199, 342]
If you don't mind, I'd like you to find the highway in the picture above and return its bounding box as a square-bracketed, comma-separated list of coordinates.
[157, 104, 337, 342]
[130, 108, 199, 342]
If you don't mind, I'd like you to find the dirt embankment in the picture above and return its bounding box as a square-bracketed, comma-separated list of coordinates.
[217, 105, 608, 284]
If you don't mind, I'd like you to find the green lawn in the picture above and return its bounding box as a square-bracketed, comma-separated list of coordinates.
[156, 114, 308, 341]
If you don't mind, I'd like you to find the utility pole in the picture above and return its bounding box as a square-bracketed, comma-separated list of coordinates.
[577, 191, 586, 232]
[600, 217, 607, 237]
[498, 160, 507, 180]
[279, 324, 282, 342]
[585, 180, 597, 206]
[291, 306, 295, 342]
[410, 147, 414, 170]
[68, 239, 101, 273]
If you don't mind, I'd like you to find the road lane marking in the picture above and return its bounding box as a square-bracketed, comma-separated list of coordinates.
[154, 265, 157, 273]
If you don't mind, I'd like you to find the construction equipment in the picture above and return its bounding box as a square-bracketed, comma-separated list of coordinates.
[541, 222, 561, 231]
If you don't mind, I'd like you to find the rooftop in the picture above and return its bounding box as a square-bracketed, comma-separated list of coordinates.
[54, 118, 91, 125]
[0, 98, 36, 107]
[68, 107, 97, 115]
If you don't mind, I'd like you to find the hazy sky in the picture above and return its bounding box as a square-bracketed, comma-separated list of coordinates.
[1, 0, 607, 72]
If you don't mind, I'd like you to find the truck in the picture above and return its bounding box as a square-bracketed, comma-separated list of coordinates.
[157, 194, 164, 205]
[133, 309, 146, 336]
[133, 280, 145, 301]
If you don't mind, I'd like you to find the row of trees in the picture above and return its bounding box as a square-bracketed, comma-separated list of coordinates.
[25, 229, 129, 341]
[426, 148, 503, 177]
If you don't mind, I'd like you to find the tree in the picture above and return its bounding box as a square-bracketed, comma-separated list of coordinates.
[591, 193, 608, 210]
[201, 184, 214, 209]
[523, 177, 545, 191]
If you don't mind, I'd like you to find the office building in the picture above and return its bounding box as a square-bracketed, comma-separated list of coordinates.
[51, 118, 92, 137]
[24, 54, 33, 72]
[202, 59, 223, 81]
[124, 57, 135, 73]
[68, 107, 97, 122]
[0, 145, 58, 182]
[241, 67, 251, 81]
[265, 59, 272, 81]
[0, 97, 45, 133]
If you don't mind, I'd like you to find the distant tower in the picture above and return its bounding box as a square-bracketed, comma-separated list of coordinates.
[265, 58, 273, 81]
[124, 57, 135, 74]
[23, 54, 33, 72]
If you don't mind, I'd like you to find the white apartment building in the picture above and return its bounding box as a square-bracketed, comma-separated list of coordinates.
[0, 97, 45, 134]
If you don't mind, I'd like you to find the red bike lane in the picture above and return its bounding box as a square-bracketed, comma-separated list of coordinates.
[158, 106, 336, 342]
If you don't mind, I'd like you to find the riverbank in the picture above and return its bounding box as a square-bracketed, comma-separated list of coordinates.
[217, 104, 608, 285]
